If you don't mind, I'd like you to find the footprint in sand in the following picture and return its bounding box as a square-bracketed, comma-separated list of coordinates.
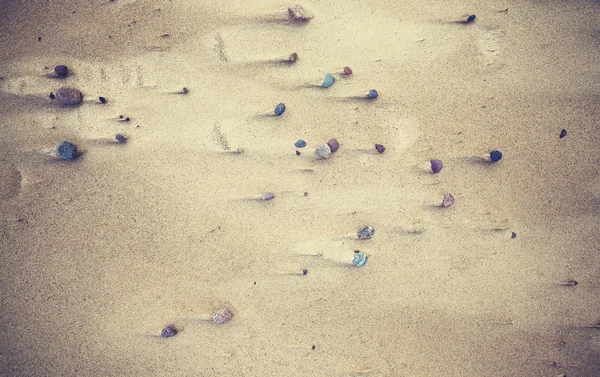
[0, 161, 22, 200]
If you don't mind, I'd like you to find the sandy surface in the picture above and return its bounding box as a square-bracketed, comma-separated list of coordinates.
[1, 0, 599, 376]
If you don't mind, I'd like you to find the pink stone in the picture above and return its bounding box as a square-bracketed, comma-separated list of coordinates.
[442, 193, 455, 208]
[327, 138, 339, 153]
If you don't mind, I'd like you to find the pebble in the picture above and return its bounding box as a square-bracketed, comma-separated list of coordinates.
[375, 144, 386, 153]
[115, 134, 127, 143]
[288, 4, 312, 21]
[314, 144, 332, 159]
[511, 232, 517, 239]
[295, 139, 307, 148]
[490, 150, 503, 162]
[182, 87, 189, 94]
[302, 269, 308, 275]
[343, 66, 353, 75]
[288, 52, 298, 62]
[56, 141, 78, 160]
[321, 73, 335, 88]
[442, 193, 455, 208]
[261, 192, 275, 201]
[55, 87, 83, 106]
[161, 325, 178, 338]
[430, 159, 443, 173]
[327, 138, 339, 153]
[467, 14, 476, 23]
[357, 226, 375, 240]
[352, 252, 368, 267]
[274, 103, 286, 116]
[212, 308, 233, 324]
[99, 96, 107, 104]
[367, 89, 378, 99]
[560, 129, 567, 138]
[54, 65, 68, 77]
[296, 150, 301, 156]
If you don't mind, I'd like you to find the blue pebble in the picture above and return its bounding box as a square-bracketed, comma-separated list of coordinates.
[56, 141, 78, 160]
[352, 253, 368, 267]
[274, 103, 286, 116]
[161, 325, 178, 338]
[321, 73, 335, 88]
[115, 134, 127, 143]
[294, 139, 307, 148]
[367, 89, 378, 99]
[490, 150, 503, 162]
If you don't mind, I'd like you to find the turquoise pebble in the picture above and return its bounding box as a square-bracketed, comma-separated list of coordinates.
[321, 73, 335, 88]
[295, 139, 307, 148]
[274, 103, 286, 116]
[352, 253, 368, 267]
[56, 141, 78, 160]
[367, 90, 378, 99]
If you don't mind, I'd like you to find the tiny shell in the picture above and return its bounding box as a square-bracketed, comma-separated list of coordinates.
[327, 138, 339, 153]
[56, 87, 83, 106]
[352, 252, 368, 267]
[430, 159, 443, 173]
[261, 192, 275, 201]
[212, 308, 233, 324]
[375, 144, 385, 153]
[315, 144, 332, 159]
[357, 226, 375, 240]
[288, 4, 312, 21]
[161, 325, 178, 338]
[442, 193, 455, 208]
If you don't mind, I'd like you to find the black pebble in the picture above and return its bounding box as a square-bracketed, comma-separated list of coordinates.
[312, 345, 315, 350]
[49, 92, 55, 99]
[182, 87, 189, 94]
[55, 65, 68, 77]
[296, 150, 301, 156]
[99, 96, 107, 104]
[467, 14, 476, 23]
[560, 129, 567, 138]
[119, 115, 124, 119]
[302, 269, 308, 275]
[511, 232, 517, 239]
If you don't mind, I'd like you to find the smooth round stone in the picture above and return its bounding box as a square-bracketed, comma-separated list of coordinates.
[442, 193, 455, 208]
[261, 192, 275, 201]
[56, 141, 78, 160]
[367, 89, 378, 99]
[161, 325, 178, 338]
[295, 139, 307, 148]
[212, 308, 233, 324]
[430, 159, 443, 173]
[490, 150, 502, 162]
[327, 138, 339, 153]
[352, 253, 368, 267]
[274, 103, 286, 116]
[314, 144, 332, 159]
[115, 134, 127, 143]
[343, 66, 353, 75]
[467, 14, 476, 23]
[357, 226, 374, 240]
[54, 65, 68, 77]
[56, 87, 83, 106]
[375, 144, 385, 153]
[321, 73, 335, 88]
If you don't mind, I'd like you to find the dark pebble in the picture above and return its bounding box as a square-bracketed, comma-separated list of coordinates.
[560, 129, 567, 138]
[56, 141, 78, 160]
[49, 92, 55, 99]
[295, 139, 307, 148]
[99, 96, 107, 104]
[511, 232, 517, 239]
[161, 325, 178, 338]
[327, 138, 339, 153]
[490, 150, 503, 162]
[55, 87, 83, 106]
[119, 115, 124, 119]
[467, 14, 476, 23]
[116, 134, 127, 143]
[302, 269, 308, 275]
[296, 150, 301, 156]
[54, 65, 68, 77]
[182, 87, 189, 94]
[367, 89, 378, 99]
[375, 144, 386, 153]
[430, 159, 443, 173]
[274, 103, 286, 116]
[312, 345, 316, 350]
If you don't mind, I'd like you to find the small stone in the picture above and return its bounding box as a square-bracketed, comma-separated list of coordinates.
[357, 226, 374, 240]
[560, 129, 567, 138]
[302, 269, 308, 275]
[56, 141, 78, 160]
[274, 103, 286, 116]
[315, 144, 332, 159]
[288, 4, 312, 21]
[55, 87, 83, 106]
[511, 232, 517, 239]
[343, 66, 352, 75]
[367, 89, 378, 99]
[288, 52, 298, 62]
[161, 325, 178, 338]
[327, 138, 339, 153]
[321, 73, 335, 88]
[261, 192, 275, 201]
[295, 139, 307, 148]
[430, 159, 443, 173]
[54, 65, 68, 77]
[49, 92, 55, 99]
[352, 252, 368, 267]
[296, 150, 301, 156]
[442, 193, 455, 208]
[115, 134, 127, 143]
[99, 96, 107, 104]
[467, 14, 476, 23]
[375, 144, 385, 153]
[182, 87, 189, 94]
[212, 308, 233, 324]
[490, 150, 503, 162]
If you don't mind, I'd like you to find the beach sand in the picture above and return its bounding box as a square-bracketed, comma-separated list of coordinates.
[1, 0, 599, 376]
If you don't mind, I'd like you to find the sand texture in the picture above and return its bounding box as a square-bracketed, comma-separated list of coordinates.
[1, 0, 599, 376]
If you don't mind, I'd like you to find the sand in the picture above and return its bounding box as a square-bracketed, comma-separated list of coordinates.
[1, 0, 599, 376]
